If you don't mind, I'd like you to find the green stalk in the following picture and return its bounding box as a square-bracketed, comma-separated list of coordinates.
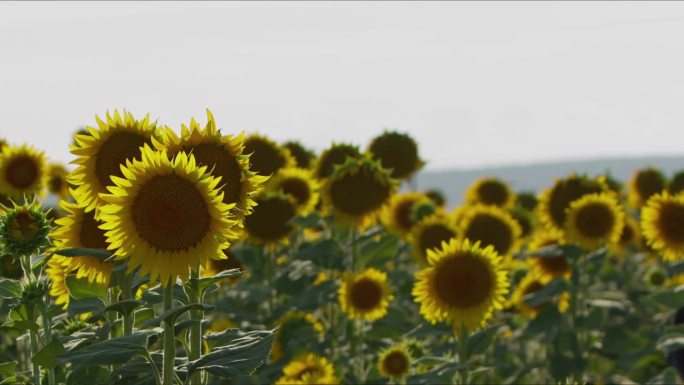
[121, 273, 135, 337]
[351, 226, 358, 272]
[187, 268, 203, 385]
[570, 254, 582, 383]
[40, 297, 55, 385]
[27, 306, 41, 385]
[457, 326, 470, 385]
[162, 280, 176, 385]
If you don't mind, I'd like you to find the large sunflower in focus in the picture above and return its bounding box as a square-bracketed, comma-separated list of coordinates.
[339, 268, 394, 321]
[465, 177, 515, 208]
[283, 141, 316, 169]
[46, 256, 73, 309]
[0, 144, 48, 199]
[243, 134, 295, 177]
[268, 168, 320, 215]
[381, 192, 431, 236]
[314, 143, 361, 180]
[324, 155, 397, 228]
[458, 204, 521, 257]
[244, 192, 297, 245]
[564, 193, 624, 250]
[99, 146, 239, 284]
[367, 131, 423, 180]
[641, 192, 684, 261]
[154, 110, 266, 222]
[629, 167, 667, 209]
[409, 213, 459, 266]
[69, 110, 156, 212]
[537, 174, 606, 232]
[527, 230, 570, 280]
[275, 354, 339, 385]
[412, 238, 509, 331]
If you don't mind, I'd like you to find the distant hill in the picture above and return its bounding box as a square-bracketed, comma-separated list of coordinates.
[415, 156, 684, 207]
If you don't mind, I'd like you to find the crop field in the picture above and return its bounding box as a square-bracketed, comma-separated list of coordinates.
[1, 109, 684, 385]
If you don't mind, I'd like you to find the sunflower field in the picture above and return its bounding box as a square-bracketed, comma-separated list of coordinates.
[1, 109, 684, 385]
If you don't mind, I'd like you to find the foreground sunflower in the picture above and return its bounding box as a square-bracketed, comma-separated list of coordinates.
[0, 144, 48, 200]
[527, 231, 570, 280]
[564, 193, 624, 250]
[409, 213, 459, 266]
[629, 167, 667, 209]
[458, 204, 521, 257]
[465, 177, 515, 208]
[45, 255, 73, 309]
[46, 163, 71, 199]
[243, 134, 295, 176]
[324, 155, 397, 228]
[283, 140, 316, 169]
[378, 345, 412, 379]
[314, 143, 361, 180]
[641, 192, 684, 261]
[243, 192, 297, 245]
[367, 131, 423, 180]
[268, 168, 320, 215]
[276, 354, 338, 385]
[537, 174, 605, 232]
[413, 238, 509, 331]
[510, 272, 569, 317]
[69, 110, 157, 212]
[99, 146, 239, 284]
[339, 268, 394, 321]
[154, 110, 266, 222]
[381, 192, 431, 236]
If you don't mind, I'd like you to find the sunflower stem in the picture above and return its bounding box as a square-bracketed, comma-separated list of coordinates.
[351, 226, 358, 272]
[162, 280, 176, 385]
[121, 273, 135, 337]
[569, 252, 583, 383]
[188, 267, 203, 385]
[26, 305, 41, 385]
[457, 325, 470, 385]
[40, 295, 55, 385]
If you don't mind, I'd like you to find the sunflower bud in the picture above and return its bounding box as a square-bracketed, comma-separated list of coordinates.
[20, 279, 48, 306]
[0, 199, 51, 257]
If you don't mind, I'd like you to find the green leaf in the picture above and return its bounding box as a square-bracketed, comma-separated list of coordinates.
[358, 234, 400, 269]
[105, 299, 144, 317]
[66, 367, 113, 385]
[67, 297, 106, 318]
[0, 278, 21, 298]
[32, 339, 66, 368]
[652, 285, 684, 308]
[141, 303, 214, 329]
[0, 361, 17, 376]
[189, 269, 242, 292]
[526, 244, 563, 258]
[66, 276, 107, 300]
[57, 329, 161, 367]
[289, 213, 322, 228]
[467, 325, 499, 356]
[0, 375, 31, 384]
[294, 239, 344, 269]
[139, 283, 189, 306]
[523, 278, 568, 308]
[587, 298, 627, 312]
[187, 329, 275, 377]
[54, 247, 112, 260]
[524, 306, 562, 336]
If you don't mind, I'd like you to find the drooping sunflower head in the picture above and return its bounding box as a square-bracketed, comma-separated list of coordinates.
[527, 230, 570, 279]
[51, 200, 113, 285]
[0, 144, 48, 200]
[510, 271, 569, 317]
[458, 204, 522, 257]
[641, 192, 684, 261]
[243, 134, 295, 177]
[508, 206, 535, 240]
[367, 131, 423, 180]
[516, 191, 538, 212]
[275, 353, 339, 385]
[409, 213, 459, 266]
[381, 192, 432, 236]
[99, 146, 240, 285]
[46, 255, 74, 310]
[283, 141, 316, 169]
[425, 189, 447, 208]
[465, 177, 515, 208]
[45, 163, 71, 199]
[670, 171, 684, 195]
[564, 192, 625, 250]
[69, 109, 157, 212]
[324, 155, 397, 228]
[629, 167, 667, 209]
[339, 267, 394, 321]
[267, 167, 320, 215]
[201, 247, 244, 285]
[271, 311, 324, 362]
[314, 142, 361, 180]
[0, 199, 51, 257]
[378, 345, 412, 379]
[244, 191, 297, 245]
[154, 110, 266, 222]
[412, 238, 509, 331]
[537, 174, 606, 232]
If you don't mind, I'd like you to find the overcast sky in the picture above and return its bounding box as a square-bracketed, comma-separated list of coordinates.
[1, 2, 684, 171]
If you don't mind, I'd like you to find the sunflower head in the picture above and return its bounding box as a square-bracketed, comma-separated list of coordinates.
[516, 191, 538, 212]
[154, 110, 266, 222]
[425, 189, 447, 208]
[276, 354, 339, 385]
[508, 206, 535, 240]
[527, 230, 571, 279]
[458, 204, 522, 257]
[409, 213, 459, 266]
[268, 168, 320, 215]
[411, 199, 438, 223]
[629, 167, 667, 208]
[243, 134, 295, 177]
[244, 191, 297, 245]
[646, 265, 666, 287]
[563, 192, 624, 250]
[271, 311, 324, 362]
[314, 143, 361, 180]
[0, 254, 23, 279]
[381, 192, 432, 236]
[0, 199, 51, 257]
[0, 144, 48, 200]
[201, 247, 244, 285]
[511, 272, 569, 317]
[465, 178, 515, 208]
[641, 192, 684, 261]
[46, 163, 70, 199]
[412, 238, 509, 331]
[378, 345, 412, 379]
[367, 131, 423, 180]
[0, 138, 7, 151]
[612, 216, 641, 256]
[670, 171, 684, 195]
[69, 109, 157, 212]
[46, 255, 74, 309]
[598, 173, 624, 195]
[537, 174, 606, 232]
[283, 141, 316, 169]
[99, 146, 240, 285]
[339, 268, 394, 321]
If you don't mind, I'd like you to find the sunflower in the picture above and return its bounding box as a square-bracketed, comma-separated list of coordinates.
[0, 144, 48, 199]
[98, 146, 239, 285]
[0, 254, 23, 279]
[367, 131, 423, 180]
[283, 141, 316, 169]
[508, 206, 535, 240]
[339, 268, 394, 321]
[324, 155, 397, 228]
[314, 143, 361, 180]
[425, 189, 446, 208]
[670, 171, 684, 195]
[275, 354, 339, 385]
[244, 192, 297, 245]
[46, 255, 73, 309]
[409, 213, 459, 266]
[44, 163, 70, 199]
[154, 110, 266, 222]
[564, 193, 624, 250]
[0, 199, 51, 257]
[378, 345, 412, 379]
[527, 231, 570, 279]
[268, 168, 320, 215]
[641, 192, 684, 261]
[0, 138, 7, 151]
[629, 167, 667, 209]
[510, 272, 569, 317]
[412, 238, 509, 331]
[243, 134, 295, 177]
[381, 192, 431, 236]
[271, 311, 324, 362]
[612, 216, 641, 256]
[458, 204, 521, 257]
[516, 191, 538, 212]
[69, 110, 157, 212]
[598, 173, 624, 195]
[201, 247, 244, 284]
[537, 174, 606, 232]
[465, 178, 515, 208]
[51, 200, 113, 285]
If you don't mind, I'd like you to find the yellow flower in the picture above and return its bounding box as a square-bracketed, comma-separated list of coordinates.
[201, 248, 244, 284]
[629, 167, 667, 209]
[641, 192, 684, 261]
[243, 134, 295, 177]
[465, 177, 515, 208]
[283, 141, 316, 169]
[537, 174, 606, 232]
[378, 345, 412, 379]
[339, 268, 394, 321]
[276, 354, 339, 385]
[69, 110, 157, 213]
[46, 255, 74, 309]
[381, 192, 433, 237]
[412, 238, 509, 331]
[313, 143, 361, 180]
[563, 193, 624, 250]
[99, 146, 239, 285]
[268, 168, 320, 215]
[508, 206, 535, 240]
[244, 191, 297, 245]
[271, 311, 324, 362]
[0, 144, 48, 200]
[367, 131, 423, 180]
[409, 213, 459, 266]
[611, 216, 641, 257]
[510, 272, 569, 317]
[458, 204, 521, 257]
[425, 189, 447, 208]
[46, 163, 71, 199]
[527, 230, 571, 280]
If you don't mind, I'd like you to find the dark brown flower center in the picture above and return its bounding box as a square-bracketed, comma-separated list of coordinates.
[244, 195, 296, 242]
[280, 178, 311, 206]
[658, 202, 684, 243]
[418, 223, 457, 262]
[184, 142, 243, 206]
[382, 351, 410, 376]
[477, 181, 509, 206]
[329, 168, 391, 216]
[574, 202, 614, 238]
[244, 139, 285, 176]
[464, 213, 514, 255]
[6, 156, 38, 189]
[434, 255, 493, 308]
[95, 131, 150, 188]
[349, 278, 383, 311]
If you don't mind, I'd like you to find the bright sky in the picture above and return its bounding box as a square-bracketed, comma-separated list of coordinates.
[1, 2, 684, 171]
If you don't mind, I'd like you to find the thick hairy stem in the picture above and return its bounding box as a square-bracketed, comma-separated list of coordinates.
[121, 273, 135, 337]
[162, 281, 176, 385]
[458, 326, 470, 385]
[188, 268, 203, 385]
